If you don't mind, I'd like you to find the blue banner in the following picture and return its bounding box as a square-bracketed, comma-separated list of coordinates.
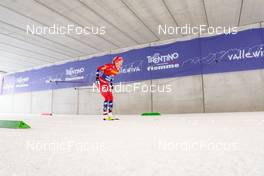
[2, 28, 264, 94]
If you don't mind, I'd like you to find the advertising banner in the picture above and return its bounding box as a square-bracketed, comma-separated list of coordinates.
[2, 28, 264, 94]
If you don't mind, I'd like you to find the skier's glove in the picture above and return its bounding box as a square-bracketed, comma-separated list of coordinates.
[96, 73, 99, 84]
[96, 78, 100, 85]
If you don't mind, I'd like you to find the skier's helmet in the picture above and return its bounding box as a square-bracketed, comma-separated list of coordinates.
[112, 56, 123, 64]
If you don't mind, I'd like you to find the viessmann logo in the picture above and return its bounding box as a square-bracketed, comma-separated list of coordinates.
[147, 52, 180, 71]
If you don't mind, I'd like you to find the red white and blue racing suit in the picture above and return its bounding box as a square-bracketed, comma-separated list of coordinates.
[96, 64, 119, 114]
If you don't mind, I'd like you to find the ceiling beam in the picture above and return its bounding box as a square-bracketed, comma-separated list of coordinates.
[0, 3, 101, 52]
[0, 49, 51, 64]
[78, 0, 140, 44]
[237, 0, 245, 26]
[0, 70, 7, 74]
[0, 54, 39, 65]
[0, 32, 74, 58]
[162, 0, 183, 36]
[0, 57, 35, 67]
[202, 0, 209, 26]
[0, 19, 86, 55]
[120, 0, 160, 41]
[34, 0, 119, 48]
[0, 41, 62, 62]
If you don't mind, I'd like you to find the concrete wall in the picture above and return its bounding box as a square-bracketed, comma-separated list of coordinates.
[52, 88, 78, 114]
[0, 69, 264, 115]
[152, 75, 204, 114]
[31, 90, 52, 113]
[114, 81, 152, 114]
[13, 93, 31, 113]
[203, 70, 264, 112]
[78, 87, 102, 115]
[0, 94, 13, 113]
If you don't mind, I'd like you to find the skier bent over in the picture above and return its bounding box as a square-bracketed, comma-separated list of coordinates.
[96, 56, 123, 120]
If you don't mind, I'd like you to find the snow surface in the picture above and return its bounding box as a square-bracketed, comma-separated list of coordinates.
[0, 112, 264, 176]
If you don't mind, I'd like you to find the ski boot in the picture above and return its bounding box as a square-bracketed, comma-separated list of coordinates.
[103, 113, 119, 121]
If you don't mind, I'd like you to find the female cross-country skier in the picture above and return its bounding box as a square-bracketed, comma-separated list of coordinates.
[96, 56, 123, 120]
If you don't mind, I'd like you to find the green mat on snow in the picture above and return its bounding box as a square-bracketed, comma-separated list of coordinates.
[141, 112, 161, 116]
[0, 120, 31, 129]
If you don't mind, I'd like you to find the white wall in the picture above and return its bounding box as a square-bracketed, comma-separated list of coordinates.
[203, 70, 264, 112]
[114, 81, 152, 114]
[13, 93, 31, 113]
[31, 90, 52, 113]
[52, 88, 78, 114]
[78, 87, 102, 115]
[0, 94, 13, 113]
[152, 76, 204, 114]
